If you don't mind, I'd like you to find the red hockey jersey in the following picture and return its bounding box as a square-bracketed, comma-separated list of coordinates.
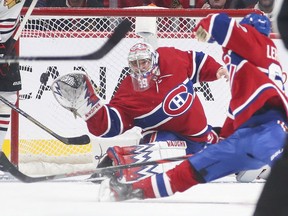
[196, 13, 288, 137]
[87, 47, 223, 143]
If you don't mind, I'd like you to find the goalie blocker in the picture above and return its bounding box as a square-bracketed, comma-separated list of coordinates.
[51, 72, 102, 121]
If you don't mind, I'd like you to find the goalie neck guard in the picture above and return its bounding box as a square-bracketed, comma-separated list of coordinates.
[128, 42, 159, 92]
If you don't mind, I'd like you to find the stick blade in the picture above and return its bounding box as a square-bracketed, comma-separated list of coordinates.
[0, 151, 59, 183]
[62, 134, 91, 145]
[0, 152, 34, 183]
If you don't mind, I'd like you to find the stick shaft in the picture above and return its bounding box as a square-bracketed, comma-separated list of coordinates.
[0, 95, 90, 144]
[0, 151, 191, 183]
[2, 19, 132, 63]
[14, 0, 39, 41]
[6, 0, 39, 54]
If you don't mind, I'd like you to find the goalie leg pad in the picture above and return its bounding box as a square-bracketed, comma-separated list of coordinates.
[110, 140, 187, 155]
[107, 141, 187, 182]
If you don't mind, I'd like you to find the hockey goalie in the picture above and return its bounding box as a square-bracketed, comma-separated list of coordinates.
[51, 42, 229, 182]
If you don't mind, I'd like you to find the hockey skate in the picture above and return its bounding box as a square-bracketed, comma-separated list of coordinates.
[89, 155, 113, 184]
[98, 176, 144, 202]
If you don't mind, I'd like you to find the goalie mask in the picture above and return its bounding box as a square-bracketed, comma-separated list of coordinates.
[128, 42, 159, 92]
[240, 13, 271, 36]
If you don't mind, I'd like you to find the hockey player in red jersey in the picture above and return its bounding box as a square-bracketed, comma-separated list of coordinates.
[86, 42, 227, 143]
[97, 13, 288, 201]
[52, 42, 228, 181]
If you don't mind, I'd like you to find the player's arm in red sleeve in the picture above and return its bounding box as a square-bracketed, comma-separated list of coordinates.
[86, 81, 135, 137]
[86, 104, 132, 137]
[193, 13, 263, 61]
[190, 50, 228, 82]
[219, 113, 235, 139]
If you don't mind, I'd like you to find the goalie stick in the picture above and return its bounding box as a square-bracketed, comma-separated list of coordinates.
[0, 151, 192, 183]
[0, 95, 90, 145]
[0, 19, 132, 63]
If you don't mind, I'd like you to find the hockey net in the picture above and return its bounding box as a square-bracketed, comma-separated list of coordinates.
[6, 8, 256, 176]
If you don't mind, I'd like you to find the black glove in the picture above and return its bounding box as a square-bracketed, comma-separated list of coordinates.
[0, 43, 6, 57]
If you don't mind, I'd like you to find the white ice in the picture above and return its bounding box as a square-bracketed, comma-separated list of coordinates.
[0, 176, 264, 216]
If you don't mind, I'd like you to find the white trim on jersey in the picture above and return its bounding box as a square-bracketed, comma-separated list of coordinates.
[151, 173, 173, 198]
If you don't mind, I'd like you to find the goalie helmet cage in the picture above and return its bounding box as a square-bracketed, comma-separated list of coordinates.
[8, 8, 257, 176]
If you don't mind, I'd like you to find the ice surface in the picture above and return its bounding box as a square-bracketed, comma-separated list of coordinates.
[0, 176, 264, 216]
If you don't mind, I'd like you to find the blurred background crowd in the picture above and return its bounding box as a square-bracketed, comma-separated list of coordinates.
[23, 0, 275, 20]
[20, 0, 277, 37]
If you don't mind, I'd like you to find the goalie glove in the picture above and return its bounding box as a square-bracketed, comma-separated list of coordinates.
[51, 72, 103, 121]
[0, 43, 16, 77]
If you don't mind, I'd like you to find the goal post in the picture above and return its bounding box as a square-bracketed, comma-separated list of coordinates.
[6, 7, 284, 176]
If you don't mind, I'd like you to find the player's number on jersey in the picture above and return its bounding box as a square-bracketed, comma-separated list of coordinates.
[268, 63, 283, 90]
[139, 78, 149, 89]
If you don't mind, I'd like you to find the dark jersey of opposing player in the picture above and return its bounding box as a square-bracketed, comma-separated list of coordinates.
[0, 0, 25, 91]
[87, 47, 223, 143]
[0, 1, 24, 91]
[197, 13, 288, 137]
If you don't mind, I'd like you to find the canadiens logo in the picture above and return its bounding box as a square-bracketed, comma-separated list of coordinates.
[163, 84, 194, 116]
[5, 0, 21, 9]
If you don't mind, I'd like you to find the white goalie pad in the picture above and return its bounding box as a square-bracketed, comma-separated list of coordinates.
[135, 140, 187, 157]
[129, 149, 185, 179]
[114, 141, 188, 182]
[51, 72, 102, 120]
[142, 141, 187, 175]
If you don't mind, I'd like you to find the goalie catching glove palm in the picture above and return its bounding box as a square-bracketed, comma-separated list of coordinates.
[51, 72, 103, 121]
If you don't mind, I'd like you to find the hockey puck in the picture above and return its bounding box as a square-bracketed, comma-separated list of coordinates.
[40, 73, 49, 85]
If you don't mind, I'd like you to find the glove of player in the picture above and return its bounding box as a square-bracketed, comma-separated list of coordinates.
[194, 25, 211, 42]
[193, 14, 214, 42]
[0, 44, 6, 58]
[0, 43, 11, 77]
[51, 72, 102, 120]
[98, 177, 144, 202]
